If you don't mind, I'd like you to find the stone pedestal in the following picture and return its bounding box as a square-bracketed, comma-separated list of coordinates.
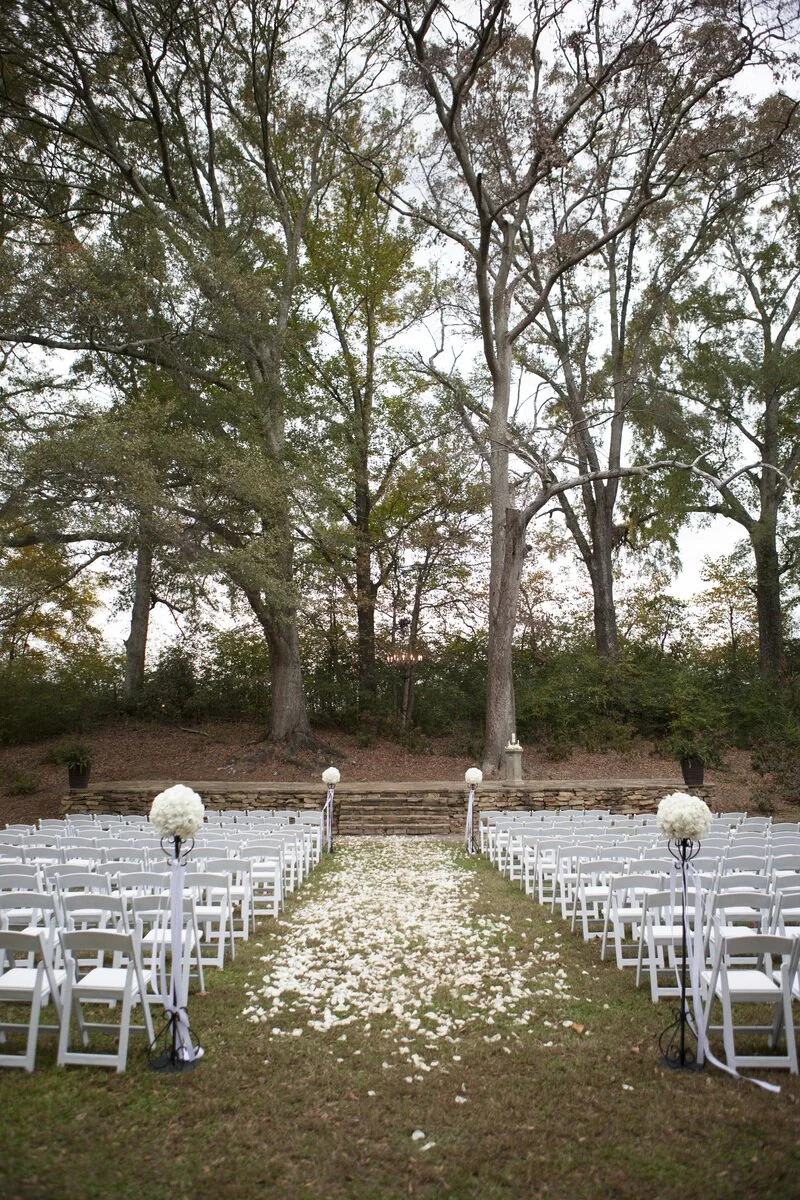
[504, 742, 523, 782]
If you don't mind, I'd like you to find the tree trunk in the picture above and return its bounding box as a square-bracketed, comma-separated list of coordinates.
[587, 507, 620, 664]
[355, 574, 378, 710]
[244, 586, 314, 746]
[558, 487, 620, 663]
[483, 507, 528, 776]
[122, 537, 153, 707]
[751, 523, 785, 681]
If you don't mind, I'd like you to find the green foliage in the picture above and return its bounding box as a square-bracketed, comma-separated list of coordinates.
[0, 648, 120, 745]
[751, 722, 800, 810]
[3, 767, 39, 795]
[411, 635, 488, 738]
[52, 740, 94, 769]
[193, 630, 271, 721]
[139, 644, 199, 721]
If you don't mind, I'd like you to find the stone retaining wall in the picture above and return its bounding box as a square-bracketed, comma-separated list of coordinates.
[62, 778, 714, 835]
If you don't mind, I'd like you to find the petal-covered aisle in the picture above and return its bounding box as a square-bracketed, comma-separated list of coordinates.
[243, 837, 576, 1073]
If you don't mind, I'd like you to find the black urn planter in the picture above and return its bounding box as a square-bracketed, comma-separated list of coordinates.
[680, 755, 704, 787]
[67, 765, 91, 790]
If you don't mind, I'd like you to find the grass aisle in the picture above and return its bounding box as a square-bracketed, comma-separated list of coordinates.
[1, 840, 799, 1200]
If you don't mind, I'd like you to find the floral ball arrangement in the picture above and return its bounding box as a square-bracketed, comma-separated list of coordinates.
[322, 766, 340, 786]
[149, 784, 205, 839]
[465, 767, 483, 786]
[657, 791, 712, 842]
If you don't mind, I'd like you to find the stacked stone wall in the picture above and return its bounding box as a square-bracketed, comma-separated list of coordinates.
[62, 778, 713, 835]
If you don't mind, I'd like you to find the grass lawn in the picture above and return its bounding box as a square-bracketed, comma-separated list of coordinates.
[1, 843, 799, 1200]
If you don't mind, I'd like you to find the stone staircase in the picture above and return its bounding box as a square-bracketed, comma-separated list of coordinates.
[335, 787, 464, 837]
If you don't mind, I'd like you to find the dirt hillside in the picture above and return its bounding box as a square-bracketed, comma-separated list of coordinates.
[0, 718, 780, 827]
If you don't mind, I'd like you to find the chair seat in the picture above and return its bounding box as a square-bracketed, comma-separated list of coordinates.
[142, 929, 200, 948]
[0, 966, 65, 997]
[701, 967, 780, 1000]
[615, 906, 645, 921]
[73, 967, 137, 995]
[649, 925, 684, 943]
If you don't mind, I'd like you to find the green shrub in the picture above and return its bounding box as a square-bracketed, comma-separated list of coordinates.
[0, 650, 120, 745]
[3, 767, 39, 795]
[140, 644, 199, 720]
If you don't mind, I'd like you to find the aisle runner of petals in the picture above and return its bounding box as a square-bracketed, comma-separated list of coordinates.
[243, 838, 578, 1075]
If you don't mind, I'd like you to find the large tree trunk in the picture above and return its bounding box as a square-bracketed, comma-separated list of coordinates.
[587, 504, 620, 663]
[244, 585, 314, 746]
[558, 488, 620, 663]
[122, 537, 153, 706]
[355, 475, 378, 709]
[356, 593, 377, 707]
[751, 521, 785, 681]
[483, 506, 528, 776]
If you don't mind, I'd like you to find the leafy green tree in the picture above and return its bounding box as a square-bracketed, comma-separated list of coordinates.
[0, 542, 104, 660]
[639, 175, 800, 681]
[296, 164, 439, 711]
[0, 0, 394, 744]
[373, 0, 795, 772]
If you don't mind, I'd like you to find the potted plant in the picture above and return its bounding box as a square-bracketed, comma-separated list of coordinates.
[666, 678, 726, 787]
[55, 742, 95, 790]
[669, 734, 709, 786]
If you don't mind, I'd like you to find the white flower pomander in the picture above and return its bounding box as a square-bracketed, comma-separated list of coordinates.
[322, 766, 340, 786]
[657, 792, 712, 842]
[465, 768, 483, 786]
[149, 784, 205, 839]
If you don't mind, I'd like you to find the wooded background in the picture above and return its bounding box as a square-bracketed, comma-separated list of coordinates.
[2, 0, 800, 777]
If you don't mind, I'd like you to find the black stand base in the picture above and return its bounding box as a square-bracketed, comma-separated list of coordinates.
[148, 1010, 202, 1075]
[150, 1052, 201, 1075]
[660, 1053, 705, 1074]
[658, 1002, 705, 1073]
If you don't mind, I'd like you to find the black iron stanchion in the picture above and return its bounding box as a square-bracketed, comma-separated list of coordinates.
[659, 837, 705, 1073]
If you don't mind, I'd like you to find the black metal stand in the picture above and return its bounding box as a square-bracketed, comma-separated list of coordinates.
[149, 835, 201, 1074]
[659, 837, 705, 1073]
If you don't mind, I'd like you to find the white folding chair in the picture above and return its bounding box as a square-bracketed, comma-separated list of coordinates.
[601, 874, 664, 969]
[57, 929, 155, 1073]
[239, 848, 284, 918]
[183, 872, 235, 969]
[132, 893, 204, 1003]
[202, 858, 254, 939]
[0, 929, 65, 1071]
[705, 890, 773, 965]
[701, 931, 800, 1074]
[635, 887, 704, 1003]
[571, 859, 641, 941]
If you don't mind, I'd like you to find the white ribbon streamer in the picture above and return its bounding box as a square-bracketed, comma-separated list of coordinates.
[324, 785, 335, 853]
[465, 786, 476, 855]
[163, 847, 203, 1063]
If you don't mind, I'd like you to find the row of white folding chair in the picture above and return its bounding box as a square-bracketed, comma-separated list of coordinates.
[1, 864, 237, 968]
[0, 843, 154, 869]
[595, 870, 800, 975]
[0, 921, 157, 1073]
[620, 876, 800, 987]
[523, 842, 800, 979]
[636, 886, 800, 1012]
[5, 846, 282, 932]
[489, 815, 800, 1076]
[520, 837, 663, 902]
[1, 879, 215, 1036]
[506, 826, 631, 878]
[623, 888, 800, 1075]
[521, 837, 797, 903]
